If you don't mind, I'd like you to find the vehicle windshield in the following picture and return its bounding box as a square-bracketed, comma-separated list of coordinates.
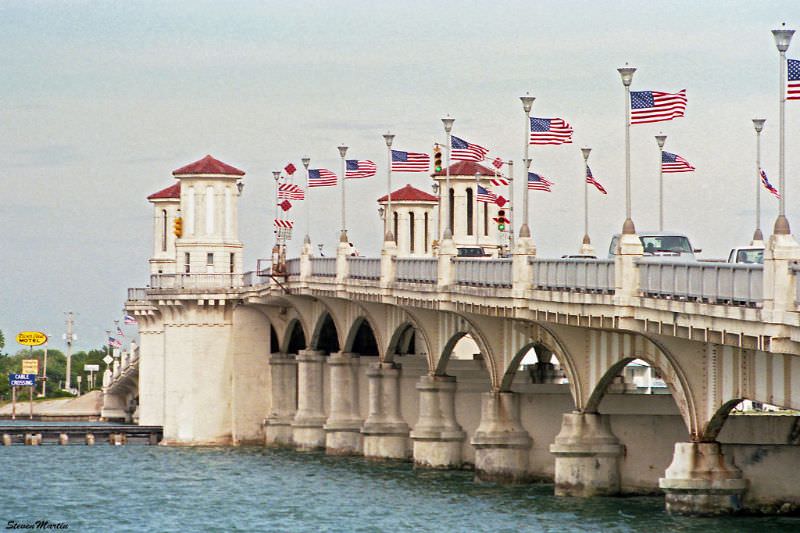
[737, 249, 764, 264]
[458, 247, 486, 257]
[639, 236, 693, 255]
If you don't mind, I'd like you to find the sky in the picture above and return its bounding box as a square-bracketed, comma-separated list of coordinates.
[0, 1, 797, 351]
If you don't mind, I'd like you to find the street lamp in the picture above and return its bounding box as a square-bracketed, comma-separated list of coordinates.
[520, 94, 535, 239]
[474, 171, 481, 246]
[236, 181, 244, 195]
[772, 23, 794, 235]
[441, 116, 455, 240]
[581, 147, 592, 251]
[338, 145, 348, 242]
[301, 156, 311, 245]
[655, 134, 667, 231]
[383, 133, 395, 242]
[618, 64, 637, 234]
[272, 171, 282, 248]
[752, 119, 766, 243]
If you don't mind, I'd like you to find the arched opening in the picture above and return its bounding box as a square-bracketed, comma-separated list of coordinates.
[409, 212, 416, 253]
[386, 321, 430, 364]
[393, 212, 399, 248]
[313, 313, 340, 355]
[515, 344, 570, 384]
[284, 319, 307, 355]
[466, 187, 474, 235]
[704, 397, 798, 442]
[161, 209, 168, 252]
[435, 327, 496, 389]
[347, 318, 379, 356]
[269, 325, 279, 354]
[448, 188, 455, 234]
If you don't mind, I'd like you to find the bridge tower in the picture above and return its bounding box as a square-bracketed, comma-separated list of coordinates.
[147, 182, 181, 275]
[377, 184, 437, 256]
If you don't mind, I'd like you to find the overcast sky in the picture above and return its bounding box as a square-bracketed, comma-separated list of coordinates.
[0, 1, 797, 351]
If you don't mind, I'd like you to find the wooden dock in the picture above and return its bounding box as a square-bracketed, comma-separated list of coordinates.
[0, 425, 163, 445]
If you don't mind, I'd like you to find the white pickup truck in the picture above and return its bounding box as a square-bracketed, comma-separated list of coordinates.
[727, 246, 764, 264]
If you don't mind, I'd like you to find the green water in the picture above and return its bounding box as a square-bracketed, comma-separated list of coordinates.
[1, 446, 798, 532]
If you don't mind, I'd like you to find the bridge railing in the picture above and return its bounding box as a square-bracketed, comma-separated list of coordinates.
[242, 271, 271, 287]
[348, 257, 381, 280]
[128, 288, 147, 300]
[310, 257, 337, 278]
[149, 273, 242, 291]
[455, 258, 512, 288]
[286, 258, 301, 277]
[638, 260, 763, 305]
[396, 258, 438, 284]
[530, 258, 615, 293]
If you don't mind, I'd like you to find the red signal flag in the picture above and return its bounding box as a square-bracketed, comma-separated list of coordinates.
[284, 163, 297, 175]
[279, 200, 292, 212]
[495, 196, 507, 207]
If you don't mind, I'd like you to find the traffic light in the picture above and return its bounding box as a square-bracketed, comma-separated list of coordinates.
[173, 216, 183, 238]
[496, 209, 506, 231]
[433, 145, 443, 173]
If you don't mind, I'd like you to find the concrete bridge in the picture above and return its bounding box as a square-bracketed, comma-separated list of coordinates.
[120, 155, 800, 516]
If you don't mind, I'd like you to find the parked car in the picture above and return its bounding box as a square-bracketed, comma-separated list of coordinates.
[727, 246, 764, 264]
[608, 232, 699, 261]
[457, 247, 490, 258]
[561, 254, 598, 259]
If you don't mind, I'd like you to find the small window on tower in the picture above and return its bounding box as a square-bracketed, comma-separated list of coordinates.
[229, 253, 235, 273]
[207, 253, 214, 266]
[184, 253, 190, 274]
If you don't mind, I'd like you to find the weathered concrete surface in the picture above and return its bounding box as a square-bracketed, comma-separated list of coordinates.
[471, 392, 532, 483]
[361, 363, 410, 459]
[410, 375, 465, 468]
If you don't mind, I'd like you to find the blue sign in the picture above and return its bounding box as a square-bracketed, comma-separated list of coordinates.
[9, 374, 36, 387]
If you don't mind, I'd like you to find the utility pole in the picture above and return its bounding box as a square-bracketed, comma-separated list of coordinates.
[64, 312, 75, 392]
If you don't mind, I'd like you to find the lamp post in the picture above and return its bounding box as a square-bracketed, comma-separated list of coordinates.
[272, 171, 281, 249]
[441, 116, 455, 240]
[338, 145, 348, 243]
[302, 157, 311, 245]
[507, 160, 514, 248]
[752, 119, 766, 243]
[474, 172, 480, 246]
[581, 147, 592, 251]
[618, 65, 637, 234]
[383, 133, 395, 242]
[772, 24, 794, 235]
[431, 181, 440, 249]
[520, 94, 535, 239]
[655, 134, 667, 231]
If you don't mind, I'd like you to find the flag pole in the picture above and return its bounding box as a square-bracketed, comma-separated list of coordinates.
[618, 65, 637, 234]
[520, 94, 535, 239]
[507, 161, 514, 249]
[383, 133, 395, 242]
[302, 157, 311, 246]
[772, 24, 794, 235]
[338, 145, 349, 243]
[273, 171, 282, 252]
[752, 120, 765, 243]
[656, 134, 667, 231]
[474, 172, 480, 246]
[442, 116, 455, 241]
[581, 147, 592, 253]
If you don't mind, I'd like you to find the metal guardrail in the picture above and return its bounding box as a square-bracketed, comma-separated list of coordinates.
[242, 271, 271, 287]
[638, 260, 762, 305]
[348, 257, 381, 280]
[149, 273, 242, 290]
[127, 288, 147, 300]
[396, 258, 438, 284]
[455, 258, 512, 288]
[310, 257, 337, 277]
[530, 258, 615, 293]
[286, 258, 301, 277]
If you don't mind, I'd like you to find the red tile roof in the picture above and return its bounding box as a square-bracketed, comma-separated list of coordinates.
[377, 184, 437, 203]
[172, 154, 245, 176]
[431, 161, 496, 177]
[147, 182, 181, 201]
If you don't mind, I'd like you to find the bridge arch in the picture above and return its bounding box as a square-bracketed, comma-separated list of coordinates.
[432, 312, 499, 390]
[282, 318, 307, 354]
[343, 315, 381, 356]
[499, 321, 581, 407]
[583, 332, 699, 438]
[310, 311, 341, 354]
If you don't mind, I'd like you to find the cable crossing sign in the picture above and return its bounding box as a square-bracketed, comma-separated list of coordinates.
[9, 374, 36, 387]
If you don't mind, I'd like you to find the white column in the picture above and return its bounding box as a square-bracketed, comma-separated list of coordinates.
[291, 349, 326, 450]
[361, 362, 409, 459]
[471, 392, 532, 483]
[324, 352, 362, 455]
[265, 352, 297, 446]
[410, 375, 465, 468]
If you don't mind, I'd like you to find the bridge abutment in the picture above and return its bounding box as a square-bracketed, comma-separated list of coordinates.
[549, 412, 623, 497]
[471, 392, 532, 483]
[324, 352, 362, 455]
[265, 353, 297, 447]
[291, 350, 327, 451]
[361, 362, 410, 460]
[410, 375, 465, 468]
[659, 441, 747, 516]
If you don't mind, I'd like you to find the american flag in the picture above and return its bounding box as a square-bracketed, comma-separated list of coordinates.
[116, 326, 125, 338]
[391, 150, 430, 172]
[476, 185, 497, 203]
[586, 166, 607, 194]
[308, 168, 337, 187]
[789, 59, 800, 101]
[490, 178, 509, 187]
[492, 157, 503, 169]
[528, 172, 553, 192]
[761, 169, 781, 199]
[451, 135, 489, 162]
[278, 183, 305, 200]
[630, 89, 687, 124]
[661, 151, 695, 173]
[284, 163, 297, 175]
[108, 337, 122, 348]
[123, 314, 137, 325]
[529, 117, 573, 145]
[345, 159, 377, 179]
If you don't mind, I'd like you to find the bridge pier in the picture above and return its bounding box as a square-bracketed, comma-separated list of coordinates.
[291, 350, 327, 451]
[265, 353, 297, 447]
[361, 362, 409, 460]
[549, 412, 623, 496]
[471, 392, 532, 483]
[324, 352, 362, 455]
[659, 441, 747, 516]
[410, 375, 465, 468]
